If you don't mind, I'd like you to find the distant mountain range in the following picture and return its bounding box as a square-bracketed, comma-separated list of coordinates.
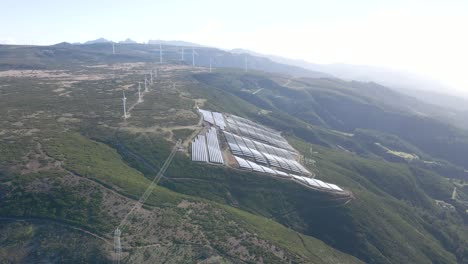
[147, 40, 204, 47]
[231, 49, 447, 93]
[28, 39, 468, 111]
[231, 48, 468, 111]
[77, 38, 204, 47]
[119, 38, 137, 44]
[81, 38, 138, 44]
[83, 38, 112, 44]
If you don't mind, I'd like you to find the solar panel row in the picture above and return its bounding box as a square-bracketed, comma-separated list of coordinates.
[234, 155, 279, 176]
[225, 116, 240, 134]
[253, 142, 307, 173]
[234, 155, 251, 169]
[230, 115, 281, 136]
[290, 175, 344, 192]
[234, 155, 299, 180]
[212, 112, 226, 130]
[289, 160, 311, 175]
[247, 160, 264, 172]
[223, 114, 298, 154]
[249, 148, 268, 164]
[241, 137, 257, 149]
[229, 115, 293, 146]
[231, 133, 254, 157]
[206, 127, 224, 164]
[235, 123, 288, 150]
[260, 165, 276, 174]
[224, 131, 311, 175]
[191, 135, 208, 162]
[199, 109, 214, 125]
[242, 136, 292, 160]
[277, 156, 302, 174]
[273, 169, 290, 177]
[261, 152, 280, 167]
[248, 126, 292, 151]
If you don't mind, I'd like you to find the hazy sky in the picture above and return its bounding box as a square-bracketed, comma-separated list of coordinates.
[1, 0, 467, 94]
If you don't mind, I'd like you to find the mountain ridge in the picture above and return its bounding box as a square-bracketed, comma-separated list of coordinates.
[231, 48, 468, 105]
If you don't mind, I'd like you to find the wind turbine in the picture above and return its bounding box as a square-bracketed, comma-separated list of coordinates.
[192, 48, 199, 67]
[144, 76, 148, 92]
[137, 82, 142, 103]
[122, 91, 127, 119]
[150, 70, 153, 85]
[112, 43, 115, 55]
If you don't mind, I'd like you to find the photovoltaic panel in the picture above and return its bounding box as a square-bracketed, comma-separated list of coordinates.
[234, 155, 252, 169]
[304, 178, 321, 188]
[314, 179, 332, 189]
[327, 183, 344, 192]
[199, 109, 215, 125]
[247, 160, 265, 172]
[291, 174, 307, 184]
[260, 165, 276, 175]
[274, 170, 290, 177]
[212, 112, 226, 130]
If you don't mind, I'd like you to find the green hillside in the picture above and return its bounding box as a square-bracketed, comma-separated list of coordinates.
[193, 72, 468, 171]
[0, 43, 467, 263]
[0, 132, 362, 263]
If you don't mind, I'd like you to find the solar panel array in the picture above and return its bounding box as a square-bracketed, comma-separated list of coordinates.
[194, 109, 345, 193]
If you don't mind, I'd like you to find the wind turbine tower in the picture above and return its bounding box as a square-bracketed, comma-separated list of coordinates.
[192, 48, 195, 67]
[181, 48, 185, 61]
[112, 43, 115, 55]
[122, 91, 127, 119]
[150, 70, 153, 85]
[209, 57, 212, 73]
[138, 82, 142, 103]
[114, 228, 122, 263]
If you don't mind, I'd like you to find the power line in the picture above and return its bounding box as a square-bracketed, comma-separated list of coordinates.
[114, 139, 181, 263]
